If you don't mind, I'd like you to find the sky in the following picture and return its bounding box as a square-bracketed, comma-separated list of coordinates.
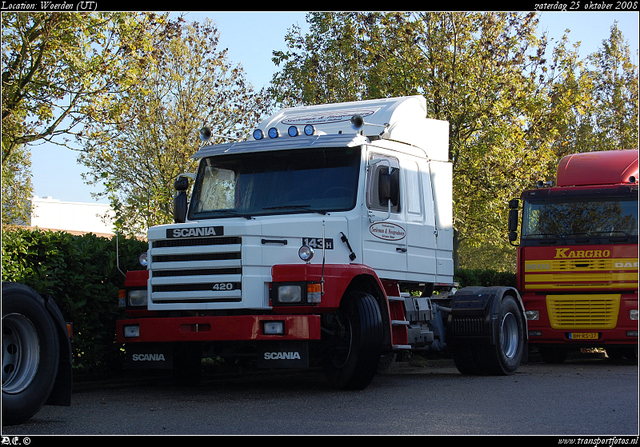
[29, 11, 639, 205]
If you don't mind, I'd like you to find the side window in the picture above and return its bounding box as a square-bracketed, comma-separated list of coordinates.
[405, 160, 421, 216]
[366, 153, 400, 213]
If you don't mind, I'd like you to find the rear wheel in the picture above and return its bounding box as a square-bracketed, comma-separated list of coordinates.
[2, 283, 60, 425]
[453, 295, 525, 375]
[322, 292, 383, 390]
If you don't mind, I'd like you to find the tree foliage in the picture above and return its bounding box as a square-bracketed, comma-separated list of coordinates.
[1, 145, 32, 225]
[573, 23, 638, 153]
[79, 18, 271, 235]
[270, 12, 638, 270]
[1, 12, 170, 162]
[1, 12, 171, 225]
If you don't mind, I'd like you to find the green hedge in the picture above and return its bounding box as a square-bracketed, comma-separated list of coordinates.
[2, 227, 517, 374]
[454, 268, 517, 289]
[2, 227, 148, 374]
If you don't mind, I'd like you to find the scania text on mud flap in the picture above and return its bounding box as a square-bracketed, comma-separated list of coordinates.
[509, 149, 638, 363]
[117, 96, 527, 389]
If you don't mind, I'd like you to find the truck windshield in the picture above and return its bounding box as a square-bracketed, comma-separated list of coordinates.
[189, 147, 360, 219]
[522, 196, 638, 240]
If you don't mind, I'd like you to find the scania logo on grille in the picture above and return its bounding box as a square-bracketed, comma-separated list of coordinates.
[167, 226, 224, 238]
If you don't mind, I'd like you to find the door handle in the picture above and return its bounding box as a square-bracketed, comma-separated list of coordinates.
[396, 247, 407, 253]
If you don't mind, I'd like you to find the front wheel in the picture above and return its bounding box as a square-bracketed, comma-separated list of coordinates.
[2, 283, 60, 425]
[322, 292, 383, 390]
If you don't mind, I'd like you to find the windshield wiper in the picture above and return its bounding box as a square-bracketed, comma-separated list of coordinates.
[209, 209, 253, 220]
[262, 205, 327, 215]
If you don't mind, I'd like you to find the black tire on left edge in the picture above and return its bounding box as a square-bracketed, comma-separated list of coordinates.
[323, 291, 383, 390]
[2, 282, 60, 425]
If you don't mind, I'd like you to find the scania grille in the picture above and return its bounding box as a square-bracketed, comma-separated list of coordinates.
[547, 294, 620, 329]
[149, 236, 242, 303]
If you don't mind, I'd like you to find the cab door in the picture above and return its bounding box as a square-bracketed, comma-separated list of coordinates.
[362, 150, 408, 280]
[403, 158, 438, 282]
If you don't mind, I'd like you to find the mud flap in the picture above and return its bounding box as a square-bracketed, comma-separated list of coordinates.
[257, 341, 309, 368]
[126, 343, 173, 369]
[447, 286, 524, 346]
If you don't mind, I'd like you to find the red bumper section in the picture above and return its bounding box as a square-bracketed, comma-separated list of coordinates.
[116, 314, 321, 344]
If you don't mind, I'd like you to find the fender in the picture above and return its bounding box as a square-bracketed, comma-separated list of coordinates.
[447, 286, 527, 346]
[271, 263, 387, 311]
[271, 263, 394, 350]
[41, 292, 73, 406]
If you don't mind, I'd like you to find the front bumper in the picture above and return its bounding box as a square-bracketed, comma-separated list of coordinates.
[524, 293, 638, 345]
[116, 314, 321, 344]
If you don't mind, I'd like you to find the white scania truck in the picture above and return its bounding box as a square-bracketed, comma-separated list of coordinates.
[117, 96, 526, 389]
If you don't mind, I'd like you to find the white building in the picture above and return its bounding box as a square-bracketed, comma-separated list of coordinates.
[30, 196, 115, 236]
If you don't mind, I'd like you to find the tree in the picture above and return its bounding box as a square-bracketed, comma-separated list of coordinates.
[574, 22, 638, 153]
[1, 12, 171, 162]
[1, 12, 172, 224]
[1, 146, 32, 225]
[271, 12, 560, 269]
[270, 12, 638, 271]
[79, 19, 271, 235]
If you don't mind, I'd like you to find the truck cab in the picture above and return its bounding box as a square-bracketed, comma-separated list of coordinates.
[118, 96, 526, 388]
[509, 149, 639, 362]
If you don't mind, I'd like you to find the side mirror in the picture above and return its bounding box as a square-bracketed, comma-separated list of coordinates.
[173, 176, 190, 223]
[378, 167, 399, 207]
[508, 199, 520, 245]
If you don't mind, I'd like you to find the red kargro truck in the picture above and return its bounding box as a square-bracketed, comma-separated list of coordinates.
[509, 149, 638, 362]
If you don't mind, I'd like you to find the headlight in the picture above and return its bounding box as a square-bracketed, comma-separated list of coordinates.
[277, 285, 302, 303]
[128, 289, 147, 307]
[525, 310, 539, 320]
[272, 283, 322, 305]
[139, 251, 148, 267]
[630, 310, 638, 320]
[298, 245, 314, 263]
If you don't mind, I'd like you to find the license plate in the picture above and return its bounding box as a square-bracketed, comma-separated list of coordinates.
[568, 332, 599, 340]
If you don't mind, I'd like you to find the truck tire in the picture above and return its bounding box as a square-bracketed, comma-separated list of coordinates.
[2, 282, 60, 425]
[322, 292, 383, 390]
[453, 295, 525, 375]
[482, 295, 525, 375]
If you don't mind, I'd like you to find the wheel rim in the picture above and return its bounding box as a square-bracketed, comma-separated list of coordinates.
[2, 313, 41, 394]
[501, 312, 519, 359]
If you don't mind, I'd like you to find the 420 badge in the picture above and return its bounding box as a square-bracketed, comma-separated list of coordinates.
[369, 222, 406, 241]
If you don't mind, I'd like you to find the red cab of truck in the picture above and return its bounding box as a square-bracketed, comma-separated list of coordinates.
[510, 149, 638, 362]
